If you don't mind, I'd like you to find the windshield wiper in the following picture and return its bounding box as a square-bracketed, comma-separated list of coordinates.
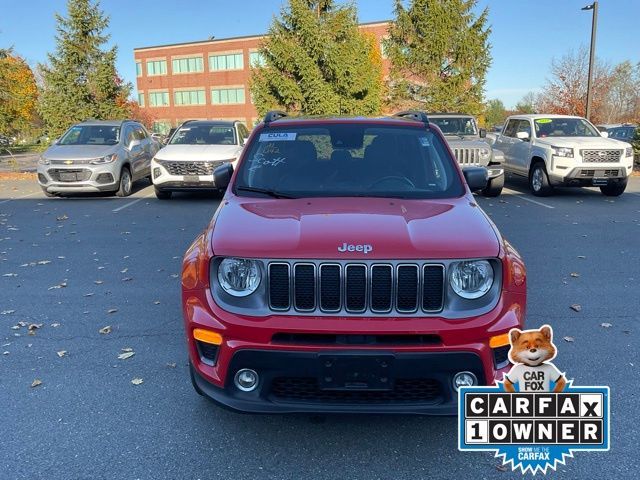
[235, 186, 297, 199]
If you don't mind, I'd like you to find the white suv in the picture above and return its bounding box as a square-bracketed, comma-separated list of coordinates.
[151, 120, 249, 199]
[495, 114, 634, 196]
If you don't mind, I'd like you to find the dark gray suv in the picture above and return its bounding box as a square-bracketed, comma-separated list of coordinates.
[37, 120, 160, 197]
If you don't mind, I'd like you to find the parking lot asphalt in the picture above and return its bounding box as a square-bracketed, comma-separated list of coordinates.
[1, 176, 639, 480]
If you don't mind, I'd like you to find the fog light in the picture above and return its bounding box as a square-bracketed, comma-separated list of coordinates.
[153, 167, 161, 179]
[234, 368, 258, 392]
[453, 371, 478, 392]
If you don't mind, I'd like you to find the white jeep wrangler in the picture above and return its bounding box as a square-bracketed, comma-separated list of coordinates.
[495, 114, 634, 196]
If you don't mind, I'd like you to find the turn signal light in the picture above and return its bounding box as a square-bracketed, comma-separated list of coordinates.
[193, 328, 223, 345]
[489, 333, 510, 348]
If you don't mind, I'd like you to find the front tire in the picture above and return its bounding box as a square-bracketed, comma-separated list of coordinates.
[41, 188, 57, 198]
[116, 167, 133, 197]
[600, 180, 627, 197]
[481, 174, 504, 197]
[154, 187, 172, 200]
[529, 163, 553, 196]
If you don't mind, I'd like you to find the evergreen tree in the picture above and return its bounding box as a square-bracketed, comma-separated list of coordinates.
[250, 0, 383, 117]
[38, 0, 130, 137]
[385, 0, 491, 115]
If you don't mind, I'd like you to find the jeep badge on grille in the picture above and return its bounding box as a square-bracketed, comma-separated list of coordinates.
[338, 243, 373, 254]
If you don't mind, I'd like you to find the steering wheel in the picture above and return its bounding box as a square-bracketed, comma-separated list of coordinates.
[369, 175, 416, 190]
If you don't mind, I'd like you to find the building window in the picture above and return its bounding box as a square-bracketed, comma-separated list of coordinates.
[137, 92, 145, 107]
[136, 61, 142, 77]
[147, 60, 167, 76]
[152, 121, 172, 135]
[172, 56, 204, 74]
[149, 91, 169, 107]
[249, 51, 266, 67]
[209, 53, 244, 71]
[211, 87, 245, 105]
[174, 89, 206, 106]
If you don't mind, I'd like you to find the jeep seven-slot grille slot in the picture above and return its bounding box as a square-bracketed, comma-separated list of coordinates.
[268, 262, 445, 314]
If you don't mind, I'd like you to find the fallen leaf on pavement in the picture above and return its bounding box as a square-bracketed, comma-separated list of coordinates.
[1, 310, 16, 315]
[2, 273, 17, 277]
[563, 336, 575, 343]
[121, 347, 133, 352]
[120, 268, 128, 274]
[570, 304, 582, 312]
[37, 260, 51, 265]
[28, 323, 43, 331]
[83, 293, 94, 297]
[577, 255, 586, 259]
[98, 325, 111, 334]
[56, 215, 69, 221]
[131, 378, 143, 385]
[94, 280, 103, 285]
[50, 323, 60, 327]
[166, 362, 176, 368]
[570, 273, 580, 278]
[153, 300, 160, 305]
[600, 323, 612, 328]
[56, 350, 67, 358]
[48, 282, 67, 290]
[31, 379, 42, 388]
[118, 351, 135, 360]
[107, 308, 118, 314]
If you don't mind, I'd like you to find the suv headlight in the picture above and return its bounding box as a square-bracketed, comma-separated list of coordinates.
[625, 147, 633, 157]
[479, 148, 491, 159]
[38, 156, 50, 165]
[552, 146, 573, 158]
[450, 260, 494, 299]
[217, 258, 261, 297]
[90, 153, 118, 165]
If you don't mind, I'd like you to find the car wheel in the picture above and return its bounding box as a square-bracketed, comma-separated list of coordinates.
[600, 180, 627, 197]
[116, 167, 133, 197]
[41, 188, 57, 198]
[154, 187, 172, 200]
[481, 174, 504, 197]
[189, 362, 205, 396]
[529, 163, 553, 197]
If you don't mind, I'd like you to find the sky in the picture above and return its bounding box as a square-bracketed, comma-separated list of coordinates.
[1, 0, 639, 108]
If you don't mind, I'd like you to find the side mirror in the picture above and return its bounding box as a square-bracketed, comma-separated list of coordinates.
[52, 138, 60, 145]
[213, 163, 234, 190]
[479, 128, 487, 138]
[600, 131, 609, 138]
[463, 166, 488, 192]
[129, 139, 142, 150]
[516, 131, 530, 141]
[162, 137, 169, 145]
[241, 138, 248, 146]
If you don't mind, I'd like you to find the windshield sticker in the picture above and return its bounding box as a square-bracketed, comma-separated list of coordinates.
[259, 132, 297, 142]
[535, 119, 553, 124]
[419, 137, 431, 147]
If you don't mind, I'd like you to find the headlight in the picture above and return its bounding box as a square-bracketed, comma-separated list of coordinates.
[90, 153, 118, 165]
[450, 260, 494, 299]
[625, 147, 633, 157]
[38, 156, 50, 165]
[479, 148, 491, 159]
[552, 146, 573, 158]
[217, 258, 261, 297]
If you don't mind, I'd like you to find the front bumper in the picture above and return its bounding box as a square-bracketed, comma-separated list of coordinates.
[550, 160, 633, 186]
[37, 164, 119, 192]
[183, 289, 524, 414]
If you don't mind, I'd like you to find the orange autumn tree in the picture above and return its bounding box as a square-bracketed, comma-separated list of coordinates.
[0, 49, 38, 136]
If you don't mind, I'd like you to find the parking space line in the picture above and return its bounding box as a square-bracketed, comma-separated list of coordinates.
[502, 188, 555, 209]
[112, 190, 154, 213]
[0, 191, 40, 205]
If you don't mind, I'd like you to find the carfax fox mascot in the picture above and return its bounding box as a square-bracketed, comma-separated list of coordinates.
[504, 325, 567, 393]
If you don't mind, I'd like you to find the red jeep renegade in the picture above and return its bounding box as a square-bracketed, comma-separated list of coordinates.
[181, 111, 526, 414]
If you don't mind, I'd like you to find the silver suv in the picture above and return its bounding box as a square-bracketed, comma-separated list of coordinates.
[37, 120, 160, 197]
[429, 114, 505, 197]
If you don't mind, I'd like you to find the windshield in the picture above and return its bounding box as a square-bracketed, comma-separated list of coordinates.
[235, 124, 464, 199]
[59, 125, 120, 146]
[534, 118, 600, 138]
[430, 117, 478, 136]
[170, 124, 236, 145]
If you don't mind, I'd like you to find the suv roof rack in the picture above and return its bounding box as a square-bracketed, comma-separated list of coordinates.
[263, 111, 288, 126]
[394, 111, 430, 126]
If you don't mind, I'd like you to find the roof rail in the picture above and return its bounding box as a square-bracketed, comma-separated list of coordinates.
[263, 110, 288, 126]
[394, 111, 430, 126]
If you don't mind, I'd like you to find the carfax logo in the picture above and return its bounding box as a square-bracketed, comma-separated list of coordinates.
[458, 325, 610, 475]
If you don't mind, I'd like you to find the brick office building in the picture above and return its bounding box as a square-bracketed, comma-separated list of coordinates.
[133, 21, 390, 134]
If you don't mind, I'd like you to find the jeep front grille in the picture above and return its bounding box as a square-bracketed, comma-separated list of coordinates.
[581, 149, 621, 163]
[158, 160, 227, 176]
[268, 262, 445, 314]
[452, 148, 481, 166]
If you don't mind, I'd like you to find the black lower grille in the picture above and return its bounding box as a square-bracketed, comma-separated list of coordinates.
[271, 333, 441, 345]
[271, 377, 442, 404]
[48, 169, 92, 182]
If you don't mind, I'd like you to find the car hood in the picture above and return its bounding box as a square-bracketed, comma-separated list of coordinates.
[155, 144, 240, 161]
[211, 196, 501, 260]
[535, 137, 628, 149]
[43, 144, 118, 160]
